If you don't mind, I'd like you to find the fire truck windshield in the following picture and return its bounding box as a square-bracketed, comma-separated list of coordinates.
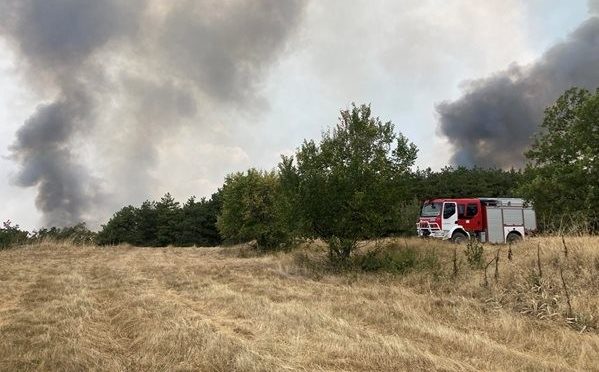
[421, 202, 442, 217]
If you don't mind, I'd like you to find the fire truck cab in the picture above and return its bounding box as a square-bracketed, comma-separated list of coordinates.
[416, 197, 537, 244]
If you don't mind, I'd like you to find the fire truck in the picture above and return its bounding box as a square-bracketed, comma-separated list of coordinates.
[416, 198, 537, 244]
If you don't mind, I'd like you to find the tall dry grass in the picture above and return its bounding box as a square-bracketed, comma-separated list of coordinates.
[0, 237, 598, 371]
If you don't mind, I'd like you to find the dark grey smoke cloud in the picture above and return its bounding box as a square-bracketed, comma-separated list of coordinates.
[1, 0, 141, 226]
[1, 0, 305, 227]
[10, 94, 101, 226]
[1, 0, 140, 75]
[437, 15, 599, 168]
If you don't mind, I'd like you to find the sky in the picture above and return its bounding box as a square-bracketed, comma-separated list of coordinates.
[0, 0, 592, 230]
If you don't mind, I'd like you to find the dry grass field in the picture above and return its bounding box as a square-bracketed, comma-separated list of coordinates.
[1, 237, 598, 371]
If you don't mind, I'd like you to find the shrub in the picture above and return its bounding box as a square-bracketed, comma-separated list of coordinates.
[327, 237, 357, 266]
[355, 241, 439, 274]
[31, 223, 97, 245]
[217, 169, 292, 251]
[358, 247, 417, 274]
[464, 239, 484, 268]
[0, 220, 29, 249]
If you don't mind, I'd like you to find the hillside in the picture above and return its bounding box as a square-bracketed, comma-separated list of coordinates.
[1, 237, 598, 371]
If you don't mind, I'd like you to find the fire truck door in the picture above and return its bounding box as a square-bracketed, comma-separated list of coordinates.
[442, 202, 458, 232]
[458, 203, 481, 231]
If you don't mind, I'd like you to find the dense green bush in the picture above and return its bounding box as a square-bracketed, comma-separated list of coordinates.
[0, 221, 29, 249]
[355, 241, 440, 274]
[217, 169, 292, 250]
[464, 239, 484, 268]
[31, 222, 97, 244]
[358, 246, 417, 273]
[389, 199, 423, 236]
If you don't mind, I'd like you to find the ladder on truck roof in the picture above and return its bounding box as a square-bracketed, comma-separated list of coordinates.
[478, 197, 530, 207]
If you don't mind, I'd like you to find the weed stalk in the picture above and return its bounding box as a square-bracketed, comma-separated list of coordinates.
[452, 246, 458, 278]
[494, 248, 500, 282]
[561, 235, 568, 258]
[559, 263, 573, 318]
[537, 243, 543, 278]
[483, 257, 496, 287]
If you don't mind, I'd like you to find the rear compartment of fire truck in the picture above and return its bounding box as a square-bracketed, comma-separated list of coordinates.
[479, 198, 537, 243]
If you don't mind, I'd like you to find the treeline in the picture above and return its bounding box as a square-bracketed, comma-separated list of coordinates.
[3, 87, 597, 251]
[95, 163, 524, 249]
[1, 193, 221, 249]
[96, 193, 221, 247]
[97, 165, 524, 249]
[0, 221, 95, 249]
[412, 167, 523, 199]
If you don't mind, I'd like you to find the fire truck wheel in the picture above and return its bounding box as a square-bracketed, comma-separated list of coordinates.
[451, 231, 468, 244]
[506, 232, 523, 244]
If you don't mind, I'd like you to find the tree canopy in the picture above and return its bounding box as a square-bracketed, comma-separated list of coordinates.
[280, 104, 418, 260]
[520, 87, 599, 232]
[97, 192, 222, 247]
[412, 166, 523, 200]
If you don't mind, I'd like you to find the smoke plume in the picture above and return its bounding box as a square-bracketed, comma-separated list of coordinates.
[437, 13, 599, 168]
[1, 0, 305, 226]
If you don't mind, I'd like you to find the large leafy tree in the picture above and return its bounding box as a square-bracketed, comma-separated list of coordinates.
[281, 104, 418, 261]
[520, 87, 599, 232]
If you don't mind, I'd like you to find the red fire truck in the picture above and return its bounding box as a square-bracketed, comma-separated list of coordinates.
[416, 198, 537, 244]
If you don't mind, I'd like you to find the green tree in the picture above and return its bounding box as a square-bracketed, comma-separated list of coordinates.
[520, 87, 599, 232]
[177, 191, 222, 247]
[136, 200, 159, 246]
[96, 206, 141, 245]
[281, 103, 418, 262]
[98, 191, 223, 247]
[412, 166, 523, 200]
[217, 169, 290, 250]
[155, 193, 181, 246]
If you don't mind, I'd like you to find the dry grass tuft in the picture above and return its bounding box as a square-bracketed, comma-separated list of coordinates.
[1, 237, 598, 371]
